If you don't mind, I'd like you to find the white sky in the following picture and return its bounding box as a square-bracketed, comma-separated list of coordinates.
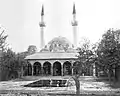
[0, 0, 120, 52]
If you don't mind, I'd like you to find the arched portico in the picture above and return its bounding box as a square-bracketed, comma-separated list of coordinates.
[33, 62, 41, 76]
[63, 61, 72, 75]
[26, 60, 90, 76]
[43, 61, 51, 75]
[53, 61, 62, 76]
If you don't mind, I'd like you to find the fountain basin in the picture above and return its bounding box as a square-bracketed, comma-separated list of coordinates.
[24, 79, 68, 87]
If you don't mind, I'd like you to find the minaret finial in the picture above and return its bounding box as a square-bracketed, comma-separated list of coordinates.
[73, 3, 76, 14]
[41, 5, 44, 16]
[72, 3, 78, 26]
[39, 4, 45, 27]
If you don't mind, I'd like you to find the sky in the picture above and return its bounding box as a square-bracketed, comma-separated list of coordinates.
[0, 0, 120, 52]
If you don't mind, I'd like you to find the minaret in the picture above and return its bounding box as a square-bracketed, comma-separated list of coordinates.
[39, 5, 45, 49]
[72, 3, 78, 48]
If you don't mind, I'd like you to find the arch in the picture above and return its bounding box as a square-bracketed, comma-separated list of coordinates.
[33, 62, 41, 76]
[43, 61, 51, 75]
[27, 63, 32, 76]
[63, 61, 72, 75]
[73, 61, 81, 75]
[53, 61, 61, 76]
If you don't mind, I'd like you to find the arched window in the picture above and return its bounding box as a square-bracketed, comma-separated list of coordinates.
[43, 62, 51, 75]
[33, 62, 41, 76]
[73, 61, 81, 75]
[53, 61, 61, 76]
[63, 61, 72, 75]
[27, 63, 32, 76]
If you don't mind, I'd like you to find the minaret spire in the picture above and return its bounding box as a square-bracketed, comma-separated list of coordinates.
[41, 5, 44, 16]
[73, 3, 76, 14]
[72, 3, 78, 48]
[39, 5, 45, 49]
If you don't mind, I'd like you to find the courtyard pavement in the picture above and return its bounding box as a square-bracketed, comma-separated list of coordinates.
[0, 76, 120, 95]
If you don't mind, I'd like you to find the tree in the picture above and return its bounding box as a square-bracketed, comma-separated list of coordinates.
[1, 49, 18, 79]
[96, 29, 120, 83]
[27, 45, 37, 54]
[16, 52, 28, 78]
[1, 48, 28, 80]
[0, 27, 9, 80]
[0, 26, 29, 80]
[0, 27, 8, 51]
[72, 38, 95, 96]
[15, 45, 38, 77]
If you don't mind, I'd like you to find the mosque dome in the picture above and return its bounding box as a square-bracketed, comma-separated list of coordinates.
[40, 47, 50, 52]
[41, 36, 74, 52]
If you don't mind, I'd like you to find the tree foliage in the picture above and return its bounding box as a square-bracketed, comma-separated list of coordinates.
[0, 27, 8, 51]
[75, 38, 95, 75]
[0, 28, 37, 80]
[2, 49, 19, 70]
[97, 29, 120, 81]
[0, 27, 37, 80]
[72, 38, 95, 96]
[27, 45, 37, 54]
[1, 48, 27, 79]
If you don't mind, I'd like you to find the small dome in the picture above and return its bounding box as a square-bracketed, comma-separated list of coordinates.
[66, 48, 77, 53]
[40, 48, 50, 52]
[46, 36, 74, 52]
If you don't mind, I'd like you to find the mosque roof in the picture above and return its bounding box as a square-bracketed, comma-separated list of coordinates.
[25, 36, 78, 60]
[25, 52, 79, 60]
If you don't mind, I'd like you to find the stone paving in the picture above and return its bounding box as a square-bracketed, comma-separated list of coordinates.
[0, 76, 120, 95]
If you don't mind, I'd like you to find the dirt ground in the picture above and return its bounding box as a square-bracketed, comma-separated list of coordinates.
[0, 76, 120, 96]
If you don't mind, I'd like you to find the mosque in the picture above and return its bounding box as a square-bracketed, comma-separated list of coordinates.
[25, 4, 95, 76]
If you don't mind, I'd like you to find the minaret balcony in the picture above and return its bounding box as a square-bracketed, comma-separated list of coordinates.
[39, 22, 46, 27]
[72, 21, 78, 26]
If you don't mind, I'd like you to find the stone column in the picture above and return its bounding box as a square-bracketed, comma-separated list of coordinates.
[93, 63, 96, 77]
[51, 65, 53, 76]
[32, 64, 34, 76]
[71, 63, 73, 76]
[61, 63, 63, 76]
[41, 63, 43, 76]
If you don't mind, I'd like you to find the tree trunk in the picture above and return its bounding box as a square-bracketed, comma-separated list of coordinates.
[108, 71, 111, 85]
[21, 66, 23, 78]
[115, 66, 120, 82]
[108, 67, 112, 85]
[72, 75, 80, 96]
[76, 80, 80, 96]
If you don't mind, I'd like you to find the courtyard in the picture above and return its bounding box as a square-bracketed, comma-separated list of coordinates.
[0, 76, 120, 96]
